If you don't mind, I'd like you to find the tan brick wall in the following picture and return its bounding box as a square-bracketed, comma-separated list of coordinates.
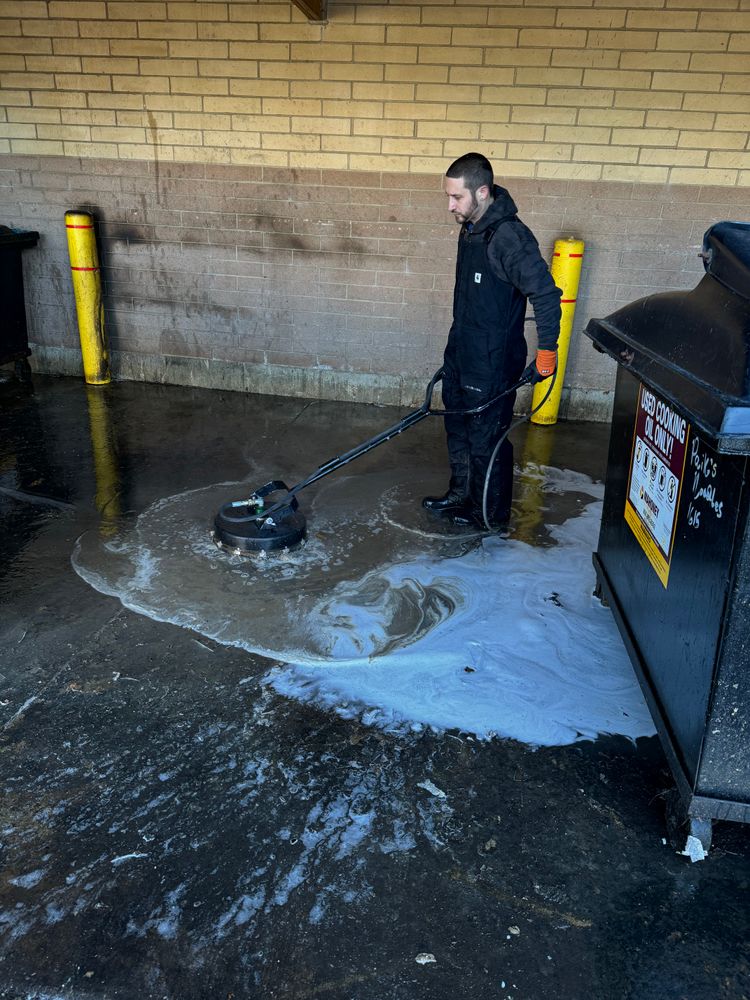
[2, 1, 750, 416]
[1, 0, 749, 186]
[4, 154, 749, 418]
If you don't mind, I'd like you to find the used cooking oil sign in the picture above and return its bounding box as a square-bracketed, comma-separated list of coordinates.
[625, 384, 690, 588]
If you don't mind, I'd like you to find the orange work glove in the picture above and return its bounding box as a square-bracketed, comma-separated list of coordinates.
[524, 349, 557, 384]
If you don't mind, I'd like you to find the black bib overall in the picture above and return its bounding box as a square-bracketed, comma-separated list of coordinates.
[442, 217, 528, 524]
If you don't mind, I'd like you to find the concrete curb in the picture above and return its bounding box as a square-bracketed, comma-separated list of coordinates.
[28, 344, 615, 421]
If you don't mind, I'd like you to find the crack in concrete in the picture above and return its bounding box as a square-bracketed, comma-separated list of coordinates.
[449, 867, 593, 929]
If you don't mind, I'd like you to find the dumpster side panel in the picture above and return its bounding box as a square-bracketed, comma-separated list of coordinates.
[0, 247, 30, 363]
[596, 367, 742, 781]
[698, 496, 750, 810]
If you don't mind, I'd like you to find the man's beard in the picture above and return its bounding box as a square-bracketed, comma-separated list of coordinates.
[453, 192, 479, 224]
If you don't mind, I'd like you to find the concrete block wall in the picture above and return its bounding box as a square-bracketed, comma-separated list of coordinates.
[1, 0, 749, 417]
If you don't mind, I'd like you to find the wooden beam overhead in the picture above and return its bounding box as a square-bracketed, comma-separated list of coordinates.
[291, 0, 327, 22]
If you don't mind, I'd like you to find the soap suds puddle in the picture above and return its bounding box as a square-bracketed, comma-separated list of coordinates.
[71, 466, 654, 747]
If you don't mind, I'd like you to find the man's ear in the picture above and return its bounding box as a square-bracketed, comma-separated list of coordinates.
[476, 184, 491, 203]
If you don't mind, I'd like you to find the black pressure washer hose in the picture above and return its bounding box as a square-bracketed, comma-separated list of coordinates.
[480, 372, 556, 530]
[427, 367, 557, 531]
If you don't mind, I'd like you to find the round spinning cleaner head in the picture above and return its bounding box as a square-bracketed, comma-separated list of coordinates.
[213, 480, 307, 553]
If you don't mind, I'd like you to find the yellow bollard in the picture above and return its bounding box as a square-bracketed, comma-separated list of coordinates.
[531, 237, 584, 425]
[65, 210, 110, 385]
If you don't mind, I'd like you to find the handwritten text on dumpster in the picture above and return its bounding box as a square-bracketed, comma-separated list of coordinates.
[688, 438, 723, 526]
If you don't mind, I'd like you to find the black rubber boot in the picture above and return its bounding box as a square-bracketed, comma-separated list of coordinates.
[422, 489, 471, 516]
[452, 445, 512, 532]
[422, 463, 469, 516]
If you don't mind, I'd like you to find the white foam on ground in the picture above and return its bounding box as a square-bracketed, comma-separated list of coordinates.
[70, 468, 655, 748]
[267, 501, 653, 746]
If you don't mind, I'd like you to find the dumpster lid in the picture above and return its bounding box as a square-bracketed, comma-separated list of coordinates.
[0, 225, 39, 249]
[703, 221, 750, 301]
[585, 221, 750, 455]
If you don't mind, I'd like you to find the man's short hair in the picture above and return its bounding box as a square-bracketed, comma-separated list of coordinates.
[445, 153, 493, 194]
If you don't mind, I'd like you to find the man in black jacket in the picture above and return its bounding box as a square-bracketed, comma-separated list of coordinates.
[423, 152, 562, 530]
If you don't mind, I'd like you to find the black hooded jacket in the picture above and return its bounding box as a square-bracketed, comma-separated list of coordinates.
[445, 185, 562, 387]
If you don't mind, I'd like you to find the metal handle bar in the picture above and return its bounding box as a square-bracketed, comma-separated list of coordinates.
[242, 366, 533, 522]
[427, 371, 531, 417]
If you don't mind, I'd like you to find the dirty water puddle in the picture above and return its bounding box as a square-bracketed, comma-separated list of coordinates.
[71, 466, 655, 747]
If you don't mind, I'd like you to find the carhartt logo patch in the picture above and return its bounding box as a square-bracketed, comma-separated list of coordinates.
[474, 272, 482, 283]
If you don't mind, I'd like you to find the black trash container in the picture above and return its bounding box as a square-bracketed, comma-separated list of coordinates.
[0, 225, 40, 381]
[585, 221, 750, 853]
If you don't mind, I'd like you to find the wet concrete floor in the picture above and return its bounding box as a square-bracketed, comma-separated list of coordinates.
[1, 373, 749, 1000]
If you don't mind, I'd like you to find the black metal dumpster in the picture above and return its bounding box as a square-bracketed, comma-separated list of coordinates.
[0, 225, 40, 381]
[585, 221, 750, 854]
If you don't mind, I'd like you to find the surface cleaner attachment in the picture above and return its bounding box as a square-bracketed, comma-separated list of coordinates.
[213, 480, 307, 553]
[212, 366, 534, 555]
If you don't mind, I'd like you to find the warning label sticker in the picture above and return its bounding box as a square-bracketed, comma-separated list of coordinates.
[624, 384, 690, 588]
